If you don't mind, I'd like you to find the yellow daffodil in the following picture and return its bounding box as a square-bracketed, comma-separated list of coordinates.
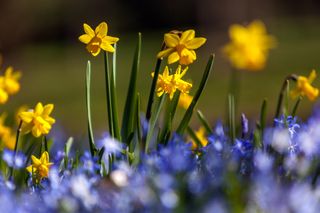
[152, 65, 192, 99]
[178, 93, 193, 109]
[223, 20, 276, 71]
[26, 151, 53, 181]
[290, 70, 319, 101]
[0, 113, 16, 150]
[0, 88, 8, 104]
[157, 30, 206, 65]
[19, 102, 55, 138]
[0, 67, 21, 95]
[191, 127, 208, 150]
[79, 22, 119, 56]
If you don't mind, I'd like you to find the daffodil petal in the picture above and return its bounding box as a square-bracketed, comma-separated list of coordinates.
[31, 155, 42, 166]
[43, 104, 54, 116]
[104, 36, 119, 44]
[164, 33, 179, 47]
[308, 70, 317, 83]
[19, 112, 33, 123]
[32, 127, 42, 137]
[101, 42, 115, 52]
[35, 102, 44, 115]
[180, 30, 195, 43]
[83, 23, 95, 37]
[79, 34, 92, 44]
[157, 48, 174, 58]
[95, 22, 108, 37]
[185, 37, 206, 49]
[168, 52, 180, 64]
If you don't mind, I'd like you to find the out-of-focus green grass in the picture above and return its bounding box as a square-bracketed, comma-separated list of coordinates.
[2, 17, 320, 137]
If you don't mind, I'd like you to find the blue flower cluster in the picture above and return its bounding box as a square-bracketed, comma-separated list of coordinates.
[1, 113, 320, 212]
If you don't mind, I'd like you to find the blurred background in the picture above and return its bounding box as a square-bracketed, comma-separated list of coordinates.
[0, 0, 320, 139]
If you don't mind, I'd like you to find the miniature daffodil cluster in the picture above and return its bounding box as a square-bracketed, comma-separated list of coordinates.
[26, 151, 53, 182]
[223, 20, 276, 71]
[79, 22, 119, 56]
[19, 102, 55, 138]
[0, 67, 21, 104]
[157, 29, 206, 65]
[152, 66, 192, 99]
[290, 70, 319, 101]
[0, 113, 16, 150]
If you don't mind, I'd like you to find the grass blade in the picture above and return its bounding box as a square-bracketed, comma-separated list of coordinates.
[121, 33, 141, 143]
[196, 110, 213, 134]
[228, 94, 236, 144]
[176, 54, 215, 135]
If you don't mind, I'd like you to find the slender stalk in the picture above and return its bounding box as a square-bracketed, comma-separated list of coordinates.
[228, 94, 236, 144]
[103, 52, 115, 137]
[145, 94, 166, 153]
[196, 110, 213, 134]
[44, 136, 48, 152]
[9, 121, 22, 180]
[111, 44, 121, 140]
[146, 43, 165, 121]
[274, 75, 297, 119]
[85, 61, 96, 156]
[291, 96, 302, 117]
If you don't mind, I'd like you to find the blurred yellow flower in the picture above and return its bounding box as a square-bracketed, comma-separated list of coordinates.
[191, 127, 208, 150]
[290, 70, 319, 101]
[223, 20, 276, 71]
[26, 151, 53, 181]
[15, 105, 29, 124]
[152, 66, 192, 99]
[0, 113, 16, 150]
[0, 66, 21, 95]
[0, 88, 8, 104]
[178, 93, 193, 109]
[79, 22, 119, 56]
[157, 30, 206, 65]
[19, 102, 55, 138]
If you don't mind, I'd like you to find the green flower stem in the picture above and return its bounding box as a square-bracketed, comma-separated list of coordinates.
[121, 33, 141, 144]
[111, 44, 121, 141]
[159, 91, 180, 144]
[43, 136, 48, 152]
[9, 120, 22, 180]
[291, 96, 302, 117]
[146, 43, 165, 121]
[85, 61, 96, 156]
[228, 94, 236, 144]
[187, 126, 202, 148]
[103, 52, 115, 137]
[145, 94, 166, 153]
[176, 54, 215, 135]
[274, 74, 297, 119]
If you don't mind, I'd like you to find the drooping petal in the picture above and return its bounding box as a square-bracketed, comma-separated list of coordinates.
[79, 34, 92, 44]
[180, 30, 195, 43]
[19, 111, 33, 123]
[164, 33, 180, 47]
[168, 52, 180, 64]
[185, 37, 207, 49]
[157, 48, 174, 58]
[308, 70, 317, 83]
[100, 42, 115, 52]
[32, 126, 42, 138]
[104, 36, 119, 44]
[83, 23, 95, 37]
[95, 22, 108, 38]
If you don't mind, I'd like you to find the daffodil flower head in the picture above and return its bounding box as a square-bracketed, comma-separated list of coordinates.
[19, 102, 55, 138]
[223, 20, 276, 71]
[157, 30, 206, 65]
[79, 22, 119, 56]
[290, 70, 319, 101]
[26, 151, 53, 182]
[0, 66, 22, 95]
[152, 65, 192, 99]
